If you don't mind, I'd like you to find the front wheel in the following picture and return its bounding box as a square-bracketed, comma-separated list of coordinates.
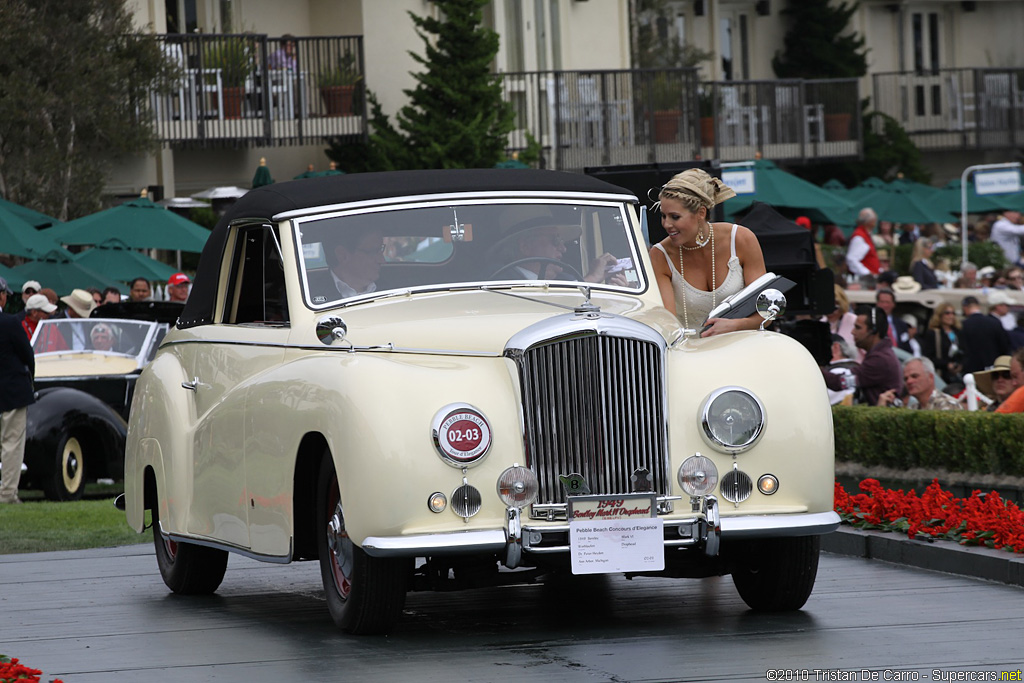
[728, 536, 821, 611]
[317, 451, 409, 635]
[42, 433, 85, 501]
[152, 504, 228, 595]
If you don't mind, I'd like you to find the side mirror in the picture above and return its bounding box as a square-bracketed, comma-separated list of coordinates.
[316, 316, 348, 345]
[756, 289, 787, 331]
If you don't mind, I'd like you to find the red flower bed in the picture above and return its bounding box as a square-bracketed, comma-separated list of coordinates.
[835, 478, 1024, 553]
[0, 655, 63, 683]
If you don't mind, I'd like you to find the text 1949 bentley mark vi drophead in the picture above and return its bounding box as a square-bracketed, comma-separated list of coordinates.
[122, 169, 839, 634]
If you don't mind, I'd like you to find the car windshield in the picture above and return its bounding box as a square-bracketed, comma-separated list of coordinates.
[31, 318, 165, 360]
[294, 200, 643, 308]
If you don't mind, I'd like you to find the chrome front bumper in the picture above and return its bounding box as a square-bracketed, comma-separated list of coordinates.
[361, 505, 841, 564]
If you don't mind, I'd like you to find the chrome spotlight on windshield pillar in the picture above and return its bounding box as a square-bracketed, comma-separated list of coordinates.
[315, 316, 348, 346]
[755, 289, 786, 331]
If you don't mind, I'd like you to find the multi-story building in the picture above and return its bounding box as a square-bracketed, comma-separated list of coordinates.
[118, 0, 1024, 200]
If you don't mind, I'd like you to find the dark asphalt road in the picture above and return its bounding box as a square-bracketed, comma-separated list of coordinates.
[2, 538, 1023, 682]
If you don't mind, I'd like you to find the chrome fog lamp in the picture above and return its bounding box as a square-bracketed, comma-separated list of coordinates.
[757, 474, 779, 495]
[497, 465, 539, 507]
[451, 483, 482, 520]
[700, 387, 765, 454]
[678, 454, 718, 497]
[428, 491, 448, 513]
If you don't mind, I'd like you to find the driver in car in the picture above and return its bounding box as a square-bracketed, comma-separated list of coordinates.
[498, 207, 627, 285]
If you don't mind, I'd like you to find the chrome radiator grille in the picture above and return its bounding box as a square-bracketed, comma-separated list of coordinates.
[516, 333, 669, 507]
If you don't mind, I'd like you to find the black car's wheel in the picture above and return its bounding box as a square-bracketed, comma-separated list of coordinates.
[152, 504, 229, 595]
[317, 451, 409, 635]
[41, 433, 85, 501]
[729, 536, 821, 611]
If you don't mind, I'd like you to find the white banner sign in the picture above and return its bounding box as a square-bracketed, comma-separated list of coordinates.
[974, 169, 1021, 195]
[722, 170, 756, 195]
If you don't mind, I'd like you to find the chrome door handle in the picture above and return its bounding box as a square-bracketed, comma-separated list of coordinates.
[181, 377, 200, 392]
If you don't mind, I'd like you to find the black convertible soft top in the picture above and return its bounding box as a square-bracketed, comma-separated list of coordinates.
[180, 169, 636, 328]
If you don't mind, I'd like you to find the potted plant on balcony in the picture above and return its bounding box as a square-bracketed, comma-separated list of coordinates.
[650, 73, 684, 143]
[317, 51, 361, 117]
[698, 87, 718, 147]
[203, 37, 255, 119]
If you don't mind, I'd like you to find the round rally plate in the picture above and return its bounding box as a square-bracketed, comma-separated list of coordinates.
[432, 403, 492, 467]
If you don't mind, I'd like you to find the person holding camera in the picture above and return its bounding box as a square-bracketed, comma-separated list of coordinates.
[821, 304, 902, 406]
[877, 357, 962, 410]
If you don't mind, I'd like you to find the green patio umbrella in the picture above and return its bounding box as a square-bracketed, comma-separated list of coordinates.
[72, 238, 179, 282]
[43, 195, 211, 253]
[0, 262, 20, 290]
[721, 159, 855, 226]
[308, 162, 344, 177]
[0, 197, 62, 229]
[252, 157, 274, 188]
[293, 164, 318, 180]
[933, 179, 1024, 215]
[11, 249, 122, 296]
[854, 185, 951, 225]
[494, 159, 530, 169]
[0, 204, 74, 260]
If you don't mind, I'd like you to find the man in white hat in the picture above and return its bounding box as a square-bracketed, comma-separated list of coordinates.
[20, 293, 57, 340]
[987, 290, 1016, 331]
[59, 289, 97, 350]
[11, 280, 42, 323]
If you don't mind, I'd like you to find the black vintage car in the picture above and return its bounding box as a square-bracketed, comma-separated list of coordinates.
[22, 302, 181, 500]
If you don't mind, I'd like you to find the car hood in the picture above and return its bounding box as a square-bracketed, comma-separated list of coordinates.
[35, 353, 141, 378]
[317, 289, 676, 355]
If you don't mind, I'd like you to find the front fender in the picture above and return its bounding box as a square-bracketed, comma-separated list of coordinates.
[667, 330, 835, 518]
[246, 349, 525, 548]
[124, 353, 193, 534]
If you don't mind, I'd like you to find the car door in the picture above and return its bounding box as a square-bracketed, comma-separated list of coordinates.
[176, 223, 289, 549]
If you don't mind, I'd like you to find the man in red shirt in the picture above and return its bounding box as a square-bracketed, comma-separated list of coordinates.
[20, 294, 57, 341]
[845, 208, 880, 286]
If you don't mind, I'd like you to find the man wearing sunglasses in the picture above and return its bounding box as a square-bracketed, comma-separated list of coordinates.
[974, 355, 1015, 412]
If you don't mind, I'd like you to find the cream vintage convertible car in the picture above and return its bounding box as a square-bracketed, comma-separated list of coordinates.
[121, 169, 838, 634]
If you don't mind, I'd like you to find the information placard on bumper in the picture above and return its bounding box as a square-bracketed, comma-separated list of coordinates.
[567, 494, 665, 575]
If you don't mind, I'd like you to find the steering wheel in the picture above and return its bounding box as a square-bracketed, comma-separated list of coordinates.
[491, 258, 584, 282]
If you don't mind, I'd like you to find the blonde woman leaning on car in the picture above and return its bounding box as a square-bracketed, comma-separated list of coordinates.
[650, 168, 767, 336]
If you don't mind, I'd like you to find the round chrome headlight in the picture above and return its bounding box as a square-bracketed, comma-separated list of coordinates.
[497, 465, 539, 507]
[678, 454, 718, 497]
[700, 387, 765, 454]
[431, 403, 492, 467]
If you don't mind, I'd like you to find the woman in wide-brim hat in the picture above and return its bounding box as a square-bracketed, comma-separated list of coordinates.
[973, 355, 1015, 411]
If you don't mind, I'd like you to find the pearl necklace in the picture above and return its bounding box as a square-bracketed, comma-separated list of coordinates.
[677, 221, 715, 331]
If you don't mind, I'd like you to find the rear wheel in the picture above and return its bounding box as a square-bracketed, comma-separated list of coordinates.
[317, 451, 409, 635]
[42, 433, 85, 501]
[152, 504, 229, 595]
[729, 536, 821, 611]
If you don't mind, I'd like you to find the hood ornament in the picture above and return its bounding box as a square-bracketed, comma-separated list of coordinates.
[574, 286, 601, 319]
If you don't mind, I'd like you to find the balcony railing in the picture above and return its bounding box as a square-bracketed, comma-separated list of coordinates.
[147, 34, 366, 147]
[871, 68, 1024, 151]
[500, 69, 861, 171]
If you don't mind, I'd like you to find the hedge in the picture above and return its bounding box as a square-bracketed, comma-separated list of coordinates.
[832, 405, 1024, 477]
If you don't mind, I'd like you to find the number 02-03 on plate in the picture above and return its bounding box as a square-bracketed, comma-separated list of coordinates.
[567, 495, 664, 575]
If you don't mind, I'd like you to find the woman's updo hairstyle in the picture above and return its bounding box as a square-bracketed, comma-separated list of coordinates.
[658, 168, 737, 216]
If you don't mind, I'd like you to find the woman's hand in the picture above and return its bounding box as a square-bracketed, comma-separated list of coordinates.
[700, 317, 752, 337]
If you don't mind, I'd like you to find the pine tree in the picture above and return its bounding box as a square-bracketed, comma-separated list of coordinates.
[329, 0, 514, 171]
[772, 0, 868, 79]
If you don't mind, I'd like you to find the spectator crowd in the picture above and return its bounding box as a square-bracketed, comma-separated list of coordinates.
[812, 203, 1024, 415]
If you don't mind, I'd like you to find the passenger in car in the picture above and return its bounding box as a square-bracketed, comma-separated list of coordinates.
[309, 226, 386, 301]
[89, 323, 118, 352]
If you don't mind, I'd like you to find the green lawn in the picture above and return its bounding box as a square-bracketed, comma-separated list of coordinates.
[0, 496, 150, 555]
